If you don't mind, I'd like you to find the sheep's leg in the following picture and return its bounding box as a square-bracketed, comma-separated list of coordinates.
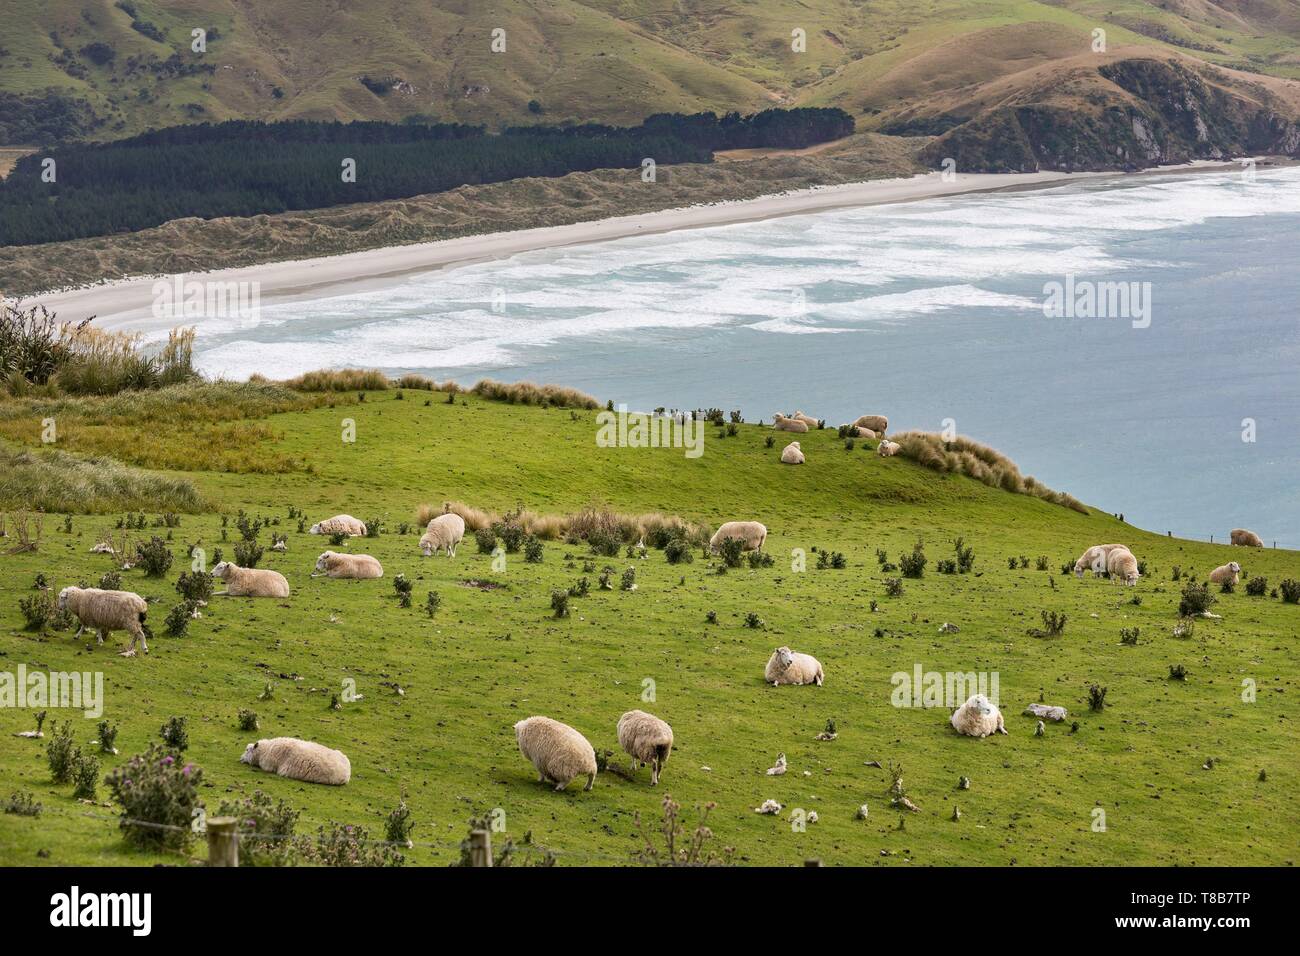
[584, 772, 595, 792]
[554, 780, 567, 792]
[95, 628, 106, 646]
[213, 589, 230, 596]
[650, 760, 660, 786]
[74, 624, 86, 640]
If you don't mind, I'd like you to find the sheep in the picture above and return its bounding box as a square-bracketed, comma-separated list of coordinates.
[240, 737, 350, 785]
[1106, 547, 1140, 586]
[57, 586, 149, 657]
[1230, 528, 1264, 548]
[617, 710, 673, 786]
[765, 645, 824, 686]
[950, 694, 1007, 738]
[308, 514, 367, 537]
[211, 561, 289, 598]
[420, 512, 466, 558]
[1073, 543, 1128, 578]
[780, 441, 805, 465]
[878, 439, 901, 457]
[1208, 561, 1242, 586]
[841, 425, 878, 439]
[709, 520, 767, 552]
[791, 410, 820, 429]
[312, 551, 383, 579]
[772, 414, 809, 433]
[513, 716, 597, 791]
[854, 414, 889, 434]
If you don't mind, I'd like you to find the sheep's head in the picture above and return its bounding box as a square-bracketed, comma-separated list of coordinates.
[240, 741, 260, 766]
[790, 441, 800, 448]
[774, 646, 794, 669]
[211, 560, 231, 579]
[968, 694, 994, 717]
[308, 522, 322, 534]
[419, 540, 433, 557]
[56, 586, 76, 610]
[1229, 562, 1241, 574]
[314, 552, 334, 572]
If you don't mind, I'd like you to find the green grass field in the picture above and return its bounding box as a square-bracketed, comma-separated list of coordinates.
[1, 384, 1296, 866]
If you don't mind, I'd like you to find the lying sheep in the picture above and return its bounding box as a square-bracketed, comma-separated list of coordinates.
[312, 551, 383, 579]
[841, 425, 878, 440]
[709, 520, 767, 552]
[514, 716, 597, 791]
[309, 514, 367, 537]
[1073, 543, 1128, 578]
[1106, 547, 1140, 586]
[878, 439, 901, 457]
[765, 645, 824, 686]
[950, 694, 1007, 738]
[211, 561, 290, 598]
[1208, 561, 1242, 586]
[1230, 528, 1264, 548]
[773, 414, 809, 433]
[57, 586, 149, 657]
[791, 410, 820, 429]
[780, 441, 805, 465]
[617, 710, 673, 786]
[420, 512, 466, 558]
[240, 737, 350, 785]
[855, 414, 889, 434]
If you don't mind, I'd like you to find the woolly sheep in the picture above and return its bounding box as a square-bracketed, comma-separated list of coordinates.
[420, 512, 466, 558]
[877, 440, 901, 457]
[709, 520, 767, 552]
[854, 414, 889, 434]
[308, 514, 367, 537]
[617, 710, 674, 786]
[950, 694, 1007, 738]
[57, 586, 149, 657]
[791, 410, 820, 429]
[211, 561, 289, 598]
[781, 441, 805, 465]
[514, 716, 597, 791]
[312, 551, 384, 579]
[1230, 528, 1264, 548]
[1073, 543, 1128, 578]
[1208, 561, 1242, 586]
[773, 414, 809, 433]
[240, 737, 351, 785]
[765, 645, 824, 686]
[841, 425, 878, 439]
[1106, 547, 1140, 586]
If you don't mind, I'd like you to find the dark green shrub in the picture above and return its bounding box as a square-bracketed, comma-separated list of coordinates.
[237, 709, 259, 731]
[393, 573, 413, 607]
[551, 589, 570, 618]
[72, 749, 100, 800]
[164, 601, 195, 637]
[136, 536, 173, 576]
[899, 540, 926, 578]
[99, 570, 122, 590]
[524, 536, 544, 563]
[47, 721, 76, 783]
[217, 790, 299, 866]
[1178, 581, 1215, 617]
[744, 612, 763, 628]
[160, 715, 189, 751]
[175, 570, 213, 603]
[1280, 579, 1300, 604]
[233, 539, 263, 568]
[475, 528, 497, 554]
[425, 591, 441, 617]
[106, 745, 203, 851]
[884, 577, 904, 597]
[717, 536, 744, 568]
[1245, 576, 1267, 597]
[664, 536, 694, 564]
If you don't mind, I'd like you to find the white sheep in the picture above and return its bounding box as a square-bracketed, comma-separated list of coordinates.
[308, 514, 367, 536]
[1106, 547, 1140, 586]
[780, 441, 805, 464]
[1074, 543, 1128, 578]
[772, 414, 809, 433]
[877, 439, 901, 457]
[240, 737, 351, 785]
[1230, 528, 1264, 548]
[841, 425, 878, 440]
[854, 414, 889, 434]
[791, 410, 820, 429]
[514, 716, 597, 791]
[1208, 561, 1242, 586]
[57, 586, 149, 657]
[420, 512, 466, 558]
[211, 561, 289, 598]
[708, 520, 767, 552]
[617, 710, 673, 786]
[312, 551, 383, 579]
[950, 694, 1007, 738]
[765, 645, 824, 686]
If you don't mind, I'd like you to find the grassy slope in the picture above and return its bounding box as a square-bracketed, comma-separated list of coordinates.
[1, 389, 1296, 866]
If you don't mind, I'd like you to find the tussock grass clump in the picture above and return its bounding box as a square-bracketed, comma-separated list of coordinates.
[418, 501, 705, 549]
[283, 368, 391, 392]
[470, 378, 600, 409]
[889, 431, 1088, 513]
[0, 446, 206, 513]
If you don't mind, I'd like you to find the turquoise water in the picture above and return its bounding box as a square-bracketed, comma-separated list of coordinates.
[190, 168, 1300, 546]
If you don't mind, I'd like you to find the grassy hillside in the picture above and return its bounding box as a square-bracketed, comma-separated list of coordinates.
[1, 381, 1296, 866]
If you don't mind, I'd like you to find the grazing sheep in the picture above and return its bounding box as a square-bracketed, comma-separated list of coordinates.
[1208, 561, 1242, 586]
[240, 737, 350, 786]
[765, 645, 824, 686]
[211, 561, 289, 598]
[1230, 528, 1264, 548]
[312, 551, 383, 579]
[708, 520, 767, 552]
[780, 441, 805, 465]
[1074, 543, 1128, 578]
[420, 512, 466, 558]
[617, 710, 673, 786]
[877, 440, 901, 457]
[57, 586, 149, 657]
[513, 716, 597, 791]
[854, 414, 889, 434]
[791, 410, 820, 429]
[308, 514, 367, 537]
[951, 694, 1008, 738]
[1106, 547, 1140, 586]
[773, 414, 809, 433]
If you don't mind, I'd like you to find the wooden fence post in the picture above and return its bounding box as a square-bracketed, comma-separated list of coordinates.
[206, 815, 239, 867]
[469, 828, 492, 867]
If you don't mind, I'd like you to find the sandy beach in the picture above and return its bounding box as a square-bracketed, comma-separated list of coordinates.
[30, 162, 1255, 332]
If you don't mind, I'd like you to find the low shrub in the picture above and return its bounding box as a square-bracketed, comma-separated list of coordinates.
[135, 536, 173, 576]
[1178, 581, 1215, 617]
[159, 715, 189, 751]
[175, 570, 213, 603]
[106, 745, 203, 851]
[217, 790, 299, 866]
